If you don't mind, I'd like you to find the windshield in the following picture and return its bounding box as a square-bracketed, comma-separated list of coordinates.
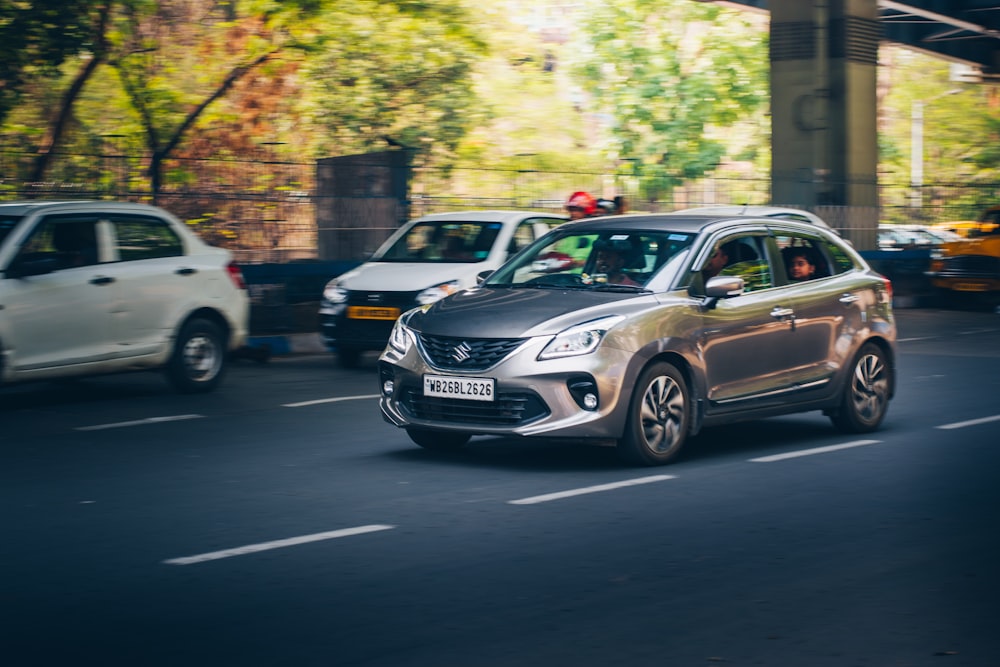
[375, 220, 504, 263]
[0, 216, 23, 246]
[486, 229, 695, 290]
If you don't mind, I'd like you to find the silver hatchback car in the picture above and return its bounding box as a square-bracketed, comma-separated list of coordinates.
[378, 214, 896, 466]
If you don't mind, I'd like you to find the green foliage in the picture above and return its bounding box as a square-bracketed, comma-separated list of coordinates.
[298, 0, 486, 166]
[569, 0, 768, 201]
[0, 0, 106, 122]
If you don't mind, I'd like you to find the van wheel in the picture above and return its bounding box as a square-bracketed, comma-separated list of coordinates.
[167, 318, 226, 393]
[617, 361, 690, 466]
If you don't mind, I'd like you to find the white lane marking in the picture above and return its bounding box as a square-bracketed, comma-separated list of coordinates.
[283, 394, 380, 408]
[163, 524, 395, 566]
[897, 336, 935, 343]
[75, 414, 204, 431]
[936, 414, 1000, 430]
[749, 439, 880, 463]
[508, 475, 676, 506]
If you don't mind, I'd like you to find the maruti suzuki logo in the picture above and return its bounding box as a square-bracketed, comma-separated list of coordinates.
[451, 341, 473, 363]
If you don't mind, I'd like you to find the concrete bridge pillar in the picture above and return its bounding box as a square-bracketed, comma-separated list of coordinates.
[770, 0, 879, 246]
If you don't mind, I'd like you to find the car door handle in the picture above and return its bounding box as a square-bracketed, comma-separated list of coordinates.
[839, 293, 859, 304]
[90, 276, 115, 285]
[175, 267, 197, 276]
[770, 306, 794, 319]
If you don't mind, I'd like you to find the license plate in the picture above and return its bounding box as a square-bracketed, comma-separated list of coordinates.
[347, 306, 401, 320]
[953, 282, 989, 292]
[424, 374, 495, 402]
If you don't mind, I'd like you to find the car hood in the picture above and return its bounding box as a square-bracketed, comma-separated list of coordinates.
[337, 260, 491, 292]
[406, 286, 652, 338]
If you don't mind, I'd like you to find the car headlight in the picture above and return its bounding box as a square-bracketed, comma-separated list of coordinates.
[388, 317, 414, 354]
[416, 280, 461, 305]
[323, 280, 349, 304]
[538, 315, 625, 360]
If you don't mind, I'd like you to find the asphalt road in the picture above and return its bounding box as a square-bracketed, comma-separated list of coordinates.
[2, 308, 999, 667]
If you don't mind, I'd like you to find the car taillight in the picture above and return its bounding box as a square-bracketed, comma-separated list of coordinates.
[881, 275, 893, 304]
[227, 262, 247, 290]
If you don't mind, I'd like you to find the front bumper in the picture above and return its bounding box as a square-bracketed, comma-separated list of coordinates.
[377, 334, 636, 441]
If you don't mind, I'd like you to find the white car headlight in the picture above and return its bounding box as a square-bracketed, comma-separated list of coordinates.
[323, 280, 349, 304]
[538, 315, 625, 360]
[416, 280, 461, 305]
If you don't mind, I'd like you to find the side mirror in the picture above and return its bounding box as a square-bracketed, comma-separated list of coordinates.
[702, 275, 744, 309]
[705, 275, 744, 298]
[476, 270, 493, 285]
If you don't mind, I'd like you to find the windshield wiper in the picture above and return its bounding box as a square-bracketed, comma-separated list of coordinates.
[588, 283, 650, 293]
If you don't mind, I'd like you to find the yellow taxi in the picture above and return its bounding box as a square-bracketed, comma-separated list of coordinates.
[928, 207, 1000, 293]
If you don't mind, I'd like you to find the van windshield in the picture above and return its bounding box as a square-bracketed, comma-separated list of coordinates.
[374, 221, 503, 264]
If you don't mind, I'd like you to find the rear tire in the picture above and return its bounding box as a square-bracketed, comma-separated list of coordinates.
[830, 343, 891, 433]
[167, 318, 226, 394]
[406, 428, 470, 451]
[617, 361, 690, 466]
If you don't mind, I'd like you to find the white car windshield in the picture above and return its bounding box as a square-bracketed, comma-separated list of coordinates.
[375, 220, 504, 264]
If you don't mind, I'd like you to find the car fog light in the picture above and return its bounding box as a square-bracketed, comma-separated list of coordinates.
[567, 375, 599, 411]
[379, 364, 396, 397]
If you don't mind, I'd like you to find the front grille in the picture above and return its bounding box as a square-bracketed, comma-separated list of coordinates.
[417, 334, 526, 371]
[938, 255, 1000, 279]
[401, 388, 549, 427]
[347, 289, 421, 309]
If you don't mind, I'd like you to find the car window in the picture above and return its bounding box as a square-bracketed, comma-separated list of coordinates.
[773, 234, 830, 283]
[717, 235, 772, 292]
[110, 215, 184, 261]
[509, 221, 539, 255]
[16, 215, 101, 270]
[821, 238, 856, 275]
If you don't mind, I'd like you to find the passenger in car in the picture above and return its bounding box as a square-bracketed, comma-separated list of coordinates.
[785, 247, 817, 281]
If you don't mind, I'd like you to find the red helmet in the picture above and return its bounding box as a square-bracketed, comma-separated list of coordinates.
[565, 191, 597, 216]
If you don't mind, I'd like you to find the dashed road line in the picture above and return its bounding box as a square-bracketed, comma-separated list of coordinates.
[75, 414, 204, 431]
[508, 475, 676, 505]
[283, 394, 380, 408]
[163, 524, 396, 565]
[936, 414, 1000, 430]
[749, 439, 880, 463]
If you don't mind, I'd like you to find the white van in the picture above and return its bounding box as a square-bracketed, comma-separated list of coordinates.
[319, 210, 565, 367]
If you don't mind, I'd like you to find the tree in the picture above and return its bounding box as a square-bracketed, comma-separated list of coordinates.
[570, 0, 768, 203]
[0, 0, 109, 125]
[298, 0, 486, 168]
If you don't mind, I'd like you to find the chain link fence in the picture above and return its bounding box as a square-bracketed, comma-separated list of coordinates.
[4, 148, 1000, 262]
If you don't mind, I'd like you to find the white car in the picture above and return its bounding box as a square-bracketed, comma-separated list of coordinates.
[320, 210, 566, 367]
[667, 205, 835, 231]
[0, 200, 249, 392]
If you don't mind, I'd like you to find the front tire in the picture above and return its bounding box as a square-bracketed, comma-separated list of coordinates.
[167, 318, 226, 394]
[830, 342, 891, 433]
[617, 361, 691, 466]
[406, 428, 471, 451]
